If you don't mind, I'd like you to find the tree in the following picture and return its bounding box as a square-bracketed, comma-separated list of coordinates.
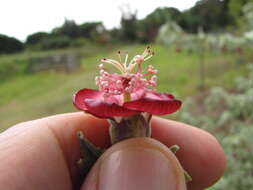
[53, 19, 80, 38]
[243, 2, 253, 30]
[229, 0, 253, 27]
[137, 7, 181, 42]
[178, 0, 233, 33]
[0, 34, 24, 54]
[119, 5, 138, 42]
[26, 32, 50, 45]
[79, 22, 104, 39]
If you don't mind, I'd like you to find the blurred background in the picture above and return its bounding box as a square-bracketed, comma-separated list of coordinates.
[0, 0, 252, 189]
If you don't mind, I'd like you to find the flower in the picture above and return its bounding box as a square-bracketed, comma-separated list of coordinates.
[73, 47, 181, 119]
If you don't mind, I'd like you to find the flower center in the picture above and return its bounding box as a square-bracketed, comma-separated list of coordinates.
[95, 47, 157, 102]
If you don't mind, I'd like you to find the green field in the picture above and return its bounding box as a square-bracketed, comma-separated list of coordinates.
[0, 44, 248, 130]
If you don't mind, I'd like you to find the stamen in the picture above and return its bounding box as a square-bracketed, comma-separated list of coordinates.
[99, 64, 104, 69]
[134, 55, 144, 64]
[124, 52, 128, 68]
[144, 54, 153, 61]
[100, 69, 105, 75]
[101, 58, 125, 73]
[151, 75, 157, 80]
[126, 63, 137, 73]
[95, 76, 99, 85]
[128, 58, 135, 67]
[142, 46, 151, 57]
[118, 51, 122, 63]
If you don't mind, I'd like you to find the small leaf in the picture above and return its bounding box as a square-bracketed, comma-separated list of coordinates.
[169, 144, 180, 154]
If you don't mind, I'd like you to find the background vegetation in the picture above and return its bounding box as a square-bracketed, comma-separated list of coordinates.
[1, 0, 252, 54]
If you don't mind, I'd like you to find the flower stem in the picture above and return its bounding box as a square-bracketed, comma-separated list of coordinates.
[109, 114, 151, 144]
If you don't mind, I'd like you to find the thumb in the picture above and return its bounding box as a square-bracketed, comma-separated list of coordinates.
[81, 137, 187, 190]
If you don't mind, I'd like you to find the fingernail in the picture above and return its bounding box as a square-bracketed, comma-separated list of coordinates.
[82, 138, 186, 190]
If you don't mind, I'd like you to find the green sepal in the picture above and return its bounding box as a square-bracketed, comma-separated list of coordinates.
[77, 131, 104, 180]
[184, 170, 192, 182]
[169, 144, 192, 182]
[169, 144, 180, 154]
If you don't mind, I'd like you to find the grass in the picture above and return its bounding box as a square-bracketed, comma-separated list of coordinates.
[0, 44, 249, 130]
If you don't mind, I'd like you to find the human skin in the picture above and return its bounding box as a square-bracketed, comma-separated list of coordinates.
[0, 112, 226, 190]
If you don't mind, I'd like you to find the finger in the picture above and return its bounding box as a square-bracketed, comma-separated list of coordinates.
[151, 118, 226, 190]
[82, 138, 187, 190]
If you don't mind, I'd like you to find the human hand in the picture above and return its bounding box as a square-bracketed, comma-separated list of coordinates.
[0, 112, 225, 190]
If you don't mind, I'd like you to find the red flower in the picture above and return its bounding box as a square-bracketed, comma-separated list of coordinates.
[73, 88, 181, 119]
[73, 47, 181, 119]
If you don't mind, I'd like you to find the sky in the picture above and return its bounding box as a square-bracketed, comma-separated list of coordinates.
[0, 0, 199, 41]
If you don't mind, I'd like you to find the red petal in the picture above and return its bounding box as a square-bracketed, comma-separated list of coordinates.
[123, 91, 182, 115]
[84, 99, 140, 118]
[73, 88, 103, 111]
[73, 88, 140, 118]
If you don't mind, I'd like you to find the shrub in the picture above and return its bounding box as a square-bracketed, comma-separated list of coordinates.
[26, 32, 50, 46]
[40, 35, 71, 50]
[180, 65, 253, 190]
[0, 59, 28, 81]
